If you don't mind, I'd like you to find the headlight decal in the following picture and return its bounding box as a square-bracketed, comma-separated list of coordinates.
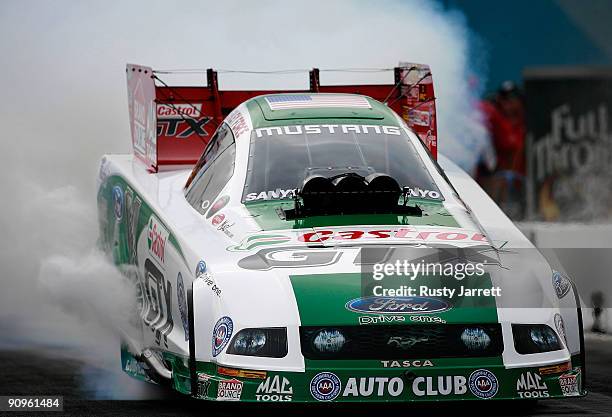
[227, 327, 288, 358]
[512, 324, 563, 354]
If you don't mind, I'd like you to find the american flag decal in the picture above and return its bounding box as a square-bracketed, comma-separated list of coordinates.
[265, 94, 371, 110]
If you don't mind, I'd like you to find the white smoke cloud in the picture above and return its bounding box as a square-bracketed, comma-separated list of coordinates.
[0, 0, 487, 399]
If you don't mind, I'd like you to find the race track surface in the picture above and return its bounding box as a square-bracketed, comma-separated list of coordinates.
[0, 334, 610, 416]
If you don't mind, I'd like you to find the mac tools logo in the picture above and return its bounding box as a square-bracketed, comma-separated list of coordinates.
[147, 216, 169, 265]
[516, 372, 549, 399]
[256, 376, 293, 402]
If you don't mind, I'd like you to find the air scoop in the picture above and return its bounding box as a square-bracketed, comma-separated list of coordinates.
[281, 172, 422, 219]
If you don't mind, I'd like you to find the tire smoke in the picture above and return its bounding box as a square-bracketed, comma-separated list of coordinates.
[0, 0, 487, 399]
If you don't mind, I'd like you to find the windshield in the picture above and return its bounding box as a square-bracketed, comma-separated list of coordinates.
[242, 124, 442, 203]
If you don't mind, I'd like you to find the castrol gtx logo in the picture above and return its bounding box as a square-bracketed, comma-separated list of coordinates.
[147, 216, 169, 265]
[157, 103, 202, 119]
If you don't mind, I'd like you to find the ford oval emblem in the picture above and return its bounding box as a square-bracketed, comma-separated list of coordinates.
[345, 296, 451, 315]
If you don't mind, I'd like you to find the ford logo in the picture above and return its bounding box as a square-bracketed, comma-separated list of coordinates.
[345, 296, 451, 314]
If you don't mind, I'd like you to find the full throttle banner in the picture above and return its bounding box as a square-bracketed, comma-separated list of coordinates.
[525, 68, 612, 221]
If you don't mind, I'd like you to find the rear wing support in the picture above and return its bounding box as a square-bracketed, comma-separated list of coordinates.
[127, 63, 437, 172]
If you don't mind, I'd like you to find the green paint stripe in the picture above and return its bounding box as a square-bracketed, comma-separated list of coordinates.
[244, 200, 459, 231]
[289, 273, 498, 326]
[100, 175, 189, 269]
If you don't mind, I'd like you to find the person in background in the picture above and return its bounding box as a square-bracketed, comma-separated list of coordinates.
[479, 81, 526, 219]
[591, 291, 606, 334]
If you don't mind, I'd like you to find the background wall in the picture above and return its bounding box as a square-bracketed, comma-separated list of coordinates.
[443, 0, 612, 93]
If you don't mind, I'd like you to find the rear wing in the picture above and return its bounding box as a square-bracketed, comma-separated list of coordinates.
[126, 63, 437, 172]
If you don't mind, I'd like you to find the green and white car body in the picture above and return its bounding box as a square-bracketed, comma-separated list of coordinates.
[97, 94, 585, 403]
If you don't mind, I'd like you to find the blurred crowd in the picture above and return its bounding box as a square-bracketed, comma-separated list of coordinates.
[476, 81, 526, 219]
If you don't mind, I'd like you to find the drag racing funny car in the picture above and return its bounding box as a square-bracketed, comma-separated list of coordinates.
[96, 63, 586, 403]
